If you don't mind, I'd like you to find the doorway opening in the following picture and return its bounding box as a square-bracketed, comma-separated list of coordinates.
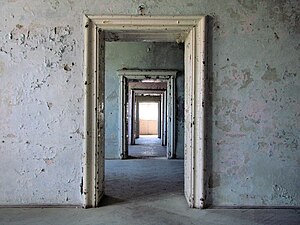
[118, 70, 176, 159]
[128, 85, 168, 159]
[139, 102, 159, 137]
[83, 16, 207, 209]
[130, 100, 164, 158]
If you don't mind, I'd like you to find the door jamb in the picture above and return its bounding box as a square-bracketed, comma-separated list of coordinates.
[117, 69, 176, 159]
[83, 15, 207, 208]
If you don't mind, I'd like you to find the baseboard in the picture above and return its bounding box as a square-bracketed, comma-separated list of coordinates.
[206, 205, 300, 209]
[1, 204, 299, 210]
[0, 204, 82, 208]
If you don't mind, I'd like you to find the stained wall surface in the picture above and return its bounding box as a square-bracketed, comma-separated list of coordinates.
[105, 42, 184, 159]
[0, 0, 299, 206]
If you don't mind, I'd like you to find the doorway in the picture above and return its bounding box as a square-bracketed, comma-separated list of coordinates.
[138, 101, 159, 142]
[138, 102, 159, 137]
[83, 15, 207, 209]
[130, 98, 164, 158]
[118, 70, 176, 159]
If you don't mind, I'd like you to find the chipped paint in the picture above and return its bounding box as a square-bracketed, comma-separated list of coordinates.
[0, 0, 299, 208]
[0, 61, 5, 76]
[262, 65, 281, 82]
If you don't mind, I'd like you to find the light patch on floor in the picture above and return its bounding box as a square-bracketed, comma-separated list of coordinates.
[129, 135, 166, 158]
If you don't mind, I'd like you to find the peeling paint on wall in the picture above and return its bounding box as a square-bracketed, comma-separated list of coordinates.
[0, 0, 299, 207]
[262, 65, 281, 82]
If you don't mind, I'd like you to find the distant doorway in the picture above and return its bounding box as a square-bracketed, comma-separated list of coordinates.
[118, 70, 176, 160]
[139, 102, 158, 137]
[129, 101, 165, 158]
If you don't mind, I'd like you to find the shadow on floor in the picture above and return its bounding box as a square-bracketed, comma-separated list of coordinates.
[105, 159, 184, 201]
[98, 195, 125, 207]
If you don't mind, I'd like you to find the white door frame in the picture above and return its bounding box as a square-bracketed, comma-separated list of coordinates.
[135, 95, 162, 139]
[83, 15, 207, 208]
[131, 90, 167, 146]
[117, 69, 176, 159]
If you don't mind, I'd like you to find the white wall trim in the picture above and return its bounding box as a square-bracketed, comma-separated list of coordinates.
[83, 15, 207, 208]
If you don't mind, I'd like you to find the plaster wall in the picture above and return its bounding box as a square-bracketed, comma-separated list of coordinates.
[0, 0, 299, 206]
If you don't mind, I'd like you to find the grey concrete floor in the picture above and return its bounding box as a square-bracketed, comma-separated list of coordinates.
[1, 159, 299, 225]
[129, 135, 166, 158]
[135, 135, 161, 145]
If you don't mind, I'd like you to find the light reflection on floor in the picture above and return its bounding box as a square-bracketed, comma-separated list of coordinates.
[129, 135, 166, 158]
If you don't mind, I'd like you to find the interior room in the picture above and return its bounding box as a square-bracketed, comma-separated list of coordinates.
[0, 1, 299, 225]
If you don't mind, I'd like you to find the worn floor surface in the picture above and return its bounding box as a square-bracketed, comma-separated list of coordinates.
[1, 159, 299, 225]
[129, 135, 166, 158]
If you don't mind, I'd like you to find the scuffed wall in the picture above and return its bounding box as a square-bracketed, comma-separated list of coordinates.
[0, 0, 299, 206]
[0, 3, 84, 205]
[206, 0, 300, 207]
[105, 42, 184, 159]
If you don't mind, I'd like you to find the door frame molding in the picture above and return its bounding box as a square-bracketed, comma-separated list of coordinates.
[135, 95, 163, 140]
[83, 15, 207, 208]
[117, 69, 176, 159]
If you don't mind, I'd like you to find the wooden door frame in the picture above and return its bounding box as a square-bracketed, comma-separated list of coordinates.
[130, 92, 164, 144]
[117, 70, 176, 159]
[131, 90, 167, 146]
[135, 95, 162, 139]
[83, 15, 207, 208]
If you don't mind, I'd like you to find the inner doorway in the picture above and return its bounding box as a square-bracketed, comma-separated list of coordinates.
[139, 102, 159, 137]
[119, 70, 176, 160]
[129, 100, 165, 158]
